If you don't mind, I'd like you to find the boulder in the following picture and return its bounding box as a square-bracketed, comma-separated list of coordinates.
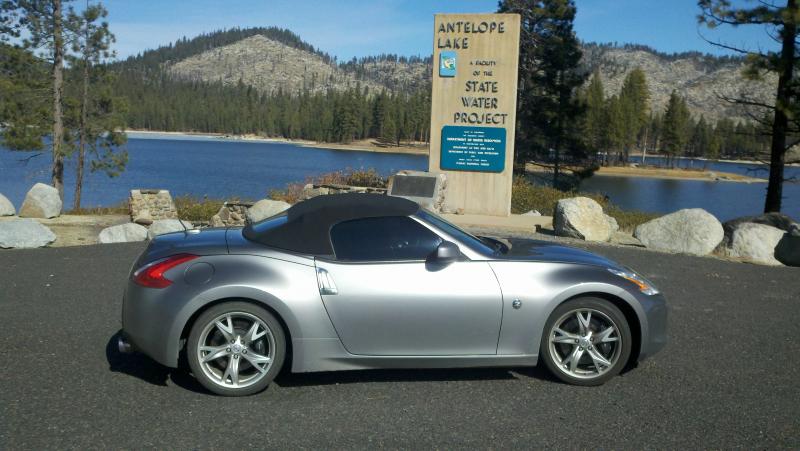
[98, 223, 148, 244]
[553, 197, 613, 242]
[0, 193, 15, 216]
[246, 199, 291, 223]
[0, 218, 56, 248]
[775, 224, 800, 267]
[147, 219, 193, 239]
[722, 222, 784, 266]
[634, 208, 723, 256]
[523, 210, 542, 216]
[18, 183, 62, 219]
[721, 212, 798, 247]
[133, 209, 153, 226]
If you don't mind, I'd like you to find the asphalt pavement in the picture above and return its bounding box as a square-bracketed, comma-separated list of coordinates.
[1, 241, 799, 449]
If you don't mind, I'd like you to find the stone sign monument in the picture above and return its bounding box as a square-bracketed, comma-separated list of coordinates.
[428, 13, 520, 216]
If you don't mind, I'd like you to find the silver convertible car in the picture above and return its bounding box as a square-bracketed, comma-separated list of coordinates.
[120, 193, 666, 396]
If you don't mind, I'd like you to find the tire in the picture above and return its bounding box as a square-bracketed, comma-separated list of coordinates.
[187, 301, 286, 396]
[540, 297, 632, 386]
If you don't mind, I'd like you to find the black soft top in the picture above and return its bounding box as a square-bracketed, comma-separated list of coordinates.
[242, 193, 420, 256]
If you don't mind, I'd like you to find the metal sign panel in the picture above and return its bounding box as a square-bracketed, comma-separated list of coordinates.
[440, 125, 506, 172]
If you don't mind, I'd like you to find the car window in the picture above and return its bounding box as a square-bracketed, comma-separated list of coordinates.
[330, 216, 443, 261]
[416, 209, 497, 255]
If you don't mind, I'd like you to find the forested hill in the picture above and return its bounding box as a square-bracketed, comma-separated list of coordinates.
[580, 43, 776, 122]
[109, 27, 775, 138]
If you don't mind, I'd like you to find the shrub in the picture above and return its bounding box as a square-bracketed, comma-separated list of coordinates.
[174, 196, 226, 222]
[270, 168, 388, 204]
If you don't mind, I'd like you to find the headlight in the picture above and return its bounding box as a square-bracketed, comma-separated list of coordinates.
[608, 268, 659, 295]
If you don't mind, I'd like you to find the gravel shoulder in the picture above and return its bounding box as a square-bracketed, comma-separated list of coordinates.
[0, 240, 798, 449]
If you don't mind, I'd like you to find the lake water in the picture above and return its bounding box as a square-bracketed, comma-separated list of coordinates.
[0, 135, 797, 221]
[578, 156, 800, 221]
[0, 135, 427, 208]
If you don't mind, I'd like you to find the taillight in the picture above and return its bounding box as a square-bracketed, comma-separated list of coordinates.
[133, 254, 198, 288]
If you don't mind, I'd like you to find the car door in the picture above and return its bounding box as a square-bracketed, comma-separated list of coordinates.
[314, 216, 503, 356]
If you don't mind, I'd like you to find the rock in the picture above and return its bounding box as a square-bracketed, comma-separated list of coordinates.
[147, 219, 193, 239]
[18, 183, 62, 219]
[0, 218, 56, 248]
[523, 210, 542, 216]
[775, 225, 800, 266]
[606, 215, 619, 233]
[98, 223, 148, 244]
[246, 199, 291, 223]
[553, 197, 613, 242]
[721, 212, 798, 247]
[209, 214, 225, 228]
[0, 193, 15, 216]
[634, 208, 723, 256]
[722, 222, 784, 266]
[133, 209, 153, 226]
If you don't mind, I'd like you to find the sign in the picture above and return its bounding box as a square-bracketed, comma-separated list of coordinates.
[390, 174, 438, 198]
[440, 126, 505, 172]
[428, 13, 520, 216]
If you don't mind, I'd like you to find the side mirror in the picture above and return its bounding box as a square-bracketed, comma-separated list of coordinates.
[434, 240, 460, 264]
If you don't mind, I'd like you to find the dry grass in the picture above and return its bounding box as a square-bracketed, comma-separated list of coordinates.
[66, 202, 129, 216]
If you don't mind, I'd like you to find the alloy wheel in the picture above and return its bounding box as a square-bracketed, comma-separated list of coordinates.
[547, 308, 622, 380]
[195, 311, 276, 389]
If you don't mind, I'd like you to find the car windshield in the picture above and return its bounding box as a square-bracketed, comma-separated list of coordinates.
[416, 209, 498, 256]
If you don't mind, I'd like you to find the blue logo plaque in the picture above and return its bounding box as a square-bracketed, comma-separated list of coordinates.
[440, 126, 506, 172]
[439, 51, 457, 77]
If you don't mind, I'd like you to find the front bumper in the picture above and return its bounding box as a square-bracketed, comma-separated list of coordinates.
[638, 292, 668, 360]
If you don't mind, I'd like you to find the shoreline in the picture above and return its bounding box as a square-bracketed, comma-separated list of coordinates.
[124, 129, 429, 155]
[525, 163, 766, 183]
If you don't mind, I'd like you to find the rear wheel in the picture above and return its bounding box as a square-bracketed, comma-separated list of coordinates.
[187, 302, 285, 396]
[541, 297, 631, 386]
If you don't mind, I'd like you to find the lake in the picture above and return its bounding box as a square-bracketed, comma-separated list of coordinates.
[578, 156, 800, 221]
[0, 134, 427, 208]
[0, 135, 797, 221]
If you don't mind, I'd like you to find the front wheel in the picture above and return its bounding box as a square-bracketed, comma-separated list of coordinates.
[187, 302, 286, 396]
[541, 297, 632, 386]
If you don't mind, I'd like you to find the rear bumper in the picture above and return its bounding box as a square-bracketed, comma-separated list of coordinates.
[638, 293, 668, 360]
[121, 283, 185, 367]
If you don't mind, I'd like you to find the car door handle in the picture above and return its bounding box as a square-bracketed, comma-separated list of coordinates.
[316, 268, 338, 295]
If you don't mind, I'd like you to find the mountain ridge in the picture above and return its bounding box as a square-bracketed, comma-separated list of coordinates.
[117, 27, 775, 123]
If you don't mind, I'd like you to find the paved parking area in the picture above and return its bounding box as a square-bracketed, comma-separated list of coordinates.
[1, 241, 798, 448]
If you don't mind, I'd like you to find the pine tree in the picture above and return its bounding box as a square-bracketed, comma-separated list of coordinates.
[5, 0, 73, 199]
[661, 91, 690, 167]
[699, 0, 799, 212]
[498, 0, 587, 187]
[618, 68, 649, 162]
[66, 1, 125, 210]
[0, 43, 50, 150]
[582, 69, 605, 153]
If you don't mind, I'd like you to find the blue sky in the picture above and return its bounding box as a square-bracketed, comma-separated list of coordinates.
[102, 0, 780, 60]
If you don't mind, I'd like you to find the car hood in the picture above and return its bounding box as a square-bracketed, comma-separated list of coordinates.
[499, 239, 623, 269]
